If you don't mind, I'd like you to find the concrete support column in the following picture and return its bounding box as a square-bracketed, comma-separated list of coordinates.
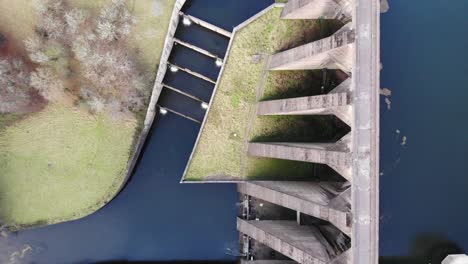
[268, 24, 354, 72]
[238, 181, 351, 235]
[281, 0, 352, 23]
[257, 92, 349, 116]
[247, 142, 352, 181]
[256, 78, 353, 125]
[237, 219, 350, 264]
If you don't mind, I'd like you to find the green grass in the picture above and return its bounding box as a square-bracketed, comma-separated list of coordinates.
[0, 0, 175, 226]
[184, 7, 343, 181]
[0, 104, 136, 226]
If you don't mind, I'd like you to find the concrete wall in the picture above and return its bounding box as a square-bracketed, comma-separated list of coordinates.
[281, 0, 352, 22]
[268, 26, 355, 71]
[118, 0, 186, 192]
[247, 142, 352, 181]
[238, 182, 351, 235]
[238, 219, 332, 264]
[351, 0, 380, 263]
[257, 92, 350, 116]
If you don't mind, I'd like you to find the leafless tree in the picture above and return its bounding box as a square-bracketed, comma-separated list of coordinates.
[0, 58, 32, 113]
[30, 67, 64, 101]
[26, 0, 150, 116]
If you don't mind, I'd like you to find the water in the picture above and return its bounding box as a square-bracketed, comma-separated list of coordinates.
[0, 0, 274, 263]
[379, 0, 468, 262]
[163, 69, 214, 103]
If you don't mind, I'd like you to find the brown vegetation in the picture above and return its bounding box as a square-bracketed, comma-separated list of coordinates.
[0, 31, 44, 114]
[26, 0, 149, 116]
[1, 0, 149, 118]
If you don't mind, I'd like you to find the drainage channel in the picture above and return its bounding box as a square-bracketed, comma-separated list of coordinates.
[157, 12, 230, 124]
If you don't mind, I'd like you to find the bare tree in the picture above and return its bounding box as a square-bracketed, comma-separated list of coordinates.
[25, 0, 150, 116]
[97, 0, 136, 42]
[30, 67, 64, 101]
[0, 58, 32, 113]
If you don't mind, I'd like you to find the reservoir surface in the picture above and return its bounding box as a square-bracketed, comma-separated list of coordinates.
[379, 0, 468, 261]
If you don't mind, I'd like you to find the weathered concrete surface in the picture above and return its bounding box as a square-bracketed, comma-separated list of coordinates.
[118, 0, 186, 193]
[238, 182, 351, 235]
[257, 77, 352, 118]
[268, 24, 354, 72]
[351, 0, 380, 262]
[174, 38, 220, 59]
[238, 219, 349, 264]
[247, 142, 352, 181]
[179, 12, 232, 38]
[257, 93, 349, 116]
[281, 0, 352, 22]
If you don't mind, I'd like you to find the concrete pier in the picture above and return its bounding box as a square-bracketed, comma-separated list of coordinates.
[179, 12, 232, 38]
[257, 92, 349, 115]
[257, 76, 351, 117]
[157, 105, 201, 123]
[238, 182, 351, 235]
[174, 38, 221, 59]
[268, 24, 354, 72]
[167, 63, 216, 84]
[237, 218, 350, 264]
[281, 0, 352, 22]
[247, 142, 352, 181]
[162, 84, 206, 103]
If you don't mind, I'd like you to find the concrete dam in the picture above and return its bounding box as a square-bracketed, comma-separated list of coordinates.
[233, 0, 379, 261]
[150, 0, 380, 263]
[236, 0, 379, 263]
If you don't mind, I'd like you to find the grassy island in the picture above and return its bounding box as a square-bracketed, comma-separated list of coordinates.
[0, 0, 175, 228]
[183, 6, 346, 181]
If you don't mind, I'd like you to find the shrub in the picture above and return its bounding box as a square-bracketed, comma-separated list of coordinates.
[26, 0, 149, 116]
[0, 58, 33, 113]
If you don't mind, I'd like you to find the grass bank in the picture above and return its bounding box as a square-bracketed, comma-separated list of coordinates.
[184, 7, 343, 181]
[0, 104, 136, 225]
[0, 0, 176, 227]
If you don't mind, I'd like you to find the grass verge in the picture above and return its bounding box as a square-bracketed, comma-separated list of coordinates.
[0, 104, 136, 225]
[184, 7, 343, 181]
[0, 0, 175, 226]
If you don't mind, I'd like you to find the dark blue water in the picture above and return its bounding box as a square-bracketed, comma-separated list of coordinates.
[163, 70, 214, 103]
[159, 89, 206, 122]
[175, 22, 230, 57]
[0, 1, 274, 263]
[380, 0, 468, 261]
[169, 44, 221, 80]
